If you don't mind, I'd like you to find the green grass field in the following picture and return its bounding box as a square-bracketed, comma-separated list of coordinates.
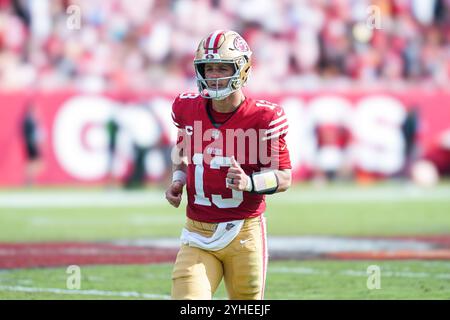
[1, 261, 449, 300]
[1, 183, 450, 300]
[1, 183, 449, 241]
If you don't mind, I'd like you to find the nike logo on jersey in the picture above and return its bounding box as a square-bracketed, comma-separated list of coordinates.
[276, 110, 283, 116]
[240, 238, 251, 245]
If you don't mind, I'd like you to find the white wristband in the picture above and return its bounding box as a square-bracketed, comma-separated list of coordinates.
[252, 170, 278, 194]
[244, 175, 253, 192]
[172, 170, 186, 185]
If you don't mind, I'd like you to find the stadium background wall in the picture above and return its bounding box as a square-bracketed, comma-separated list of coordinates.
[0, 90, 449, 186]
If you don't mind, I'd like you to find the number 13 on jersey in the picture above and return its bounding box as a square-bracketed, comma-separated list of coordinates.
[192, 153, 243, 209]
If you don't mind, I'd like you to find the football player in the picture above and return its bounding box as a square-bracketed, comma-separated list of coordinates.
[165, 30, 292, 300]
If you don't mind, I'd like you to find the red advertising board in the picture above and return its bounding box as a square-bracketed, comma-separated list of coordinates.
[1, 91, 449, 186]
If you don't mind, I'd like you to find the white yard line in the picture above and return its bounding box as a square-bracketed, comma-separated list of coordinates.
[1, 267, 448, 300]
[0, 191, 166, 208]
[269, 266, 450, 279]
[0, 285, 170, 299]
[1, 185, 450, 208]
[113, 236, 435, 252]
[29, 214, 181, 226]
[272, 185, 450, 203]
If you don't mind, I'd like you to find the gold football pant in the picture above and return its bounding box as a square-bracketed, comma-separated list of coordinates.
[171, 215, 268, 300]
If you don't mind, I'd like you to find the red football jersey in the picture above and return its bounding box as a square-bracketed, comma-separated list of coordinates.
[171, 93, 291, 223]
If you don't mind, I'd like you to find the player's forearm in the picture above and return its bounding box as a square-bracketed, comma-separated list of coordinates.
[172, 155, 187, 173]
[171, 144, 187, 184]
[274, 169, 292, 193]
[172, 161, 187, 176]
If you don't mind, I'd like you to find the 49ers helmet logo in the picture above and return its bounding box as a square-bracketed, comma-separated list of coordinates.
[233, 36, 249, 52]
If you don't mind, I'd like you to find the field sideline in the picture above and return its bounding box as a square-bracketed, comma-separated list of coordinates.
[0, 183, 449, 299]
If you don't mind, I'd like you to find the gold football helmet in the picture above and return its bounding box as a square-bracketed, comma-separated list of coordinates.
[194, 30, 252, 100]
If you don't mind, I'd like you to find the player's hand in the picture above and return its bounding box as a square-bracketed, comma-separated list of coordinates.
[165, 181, 184, 208]
[226, 156, 250, 191]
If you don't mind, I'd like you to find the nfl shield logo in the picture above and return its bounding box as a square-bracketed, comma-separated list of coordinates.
[225, 223, 235, 231]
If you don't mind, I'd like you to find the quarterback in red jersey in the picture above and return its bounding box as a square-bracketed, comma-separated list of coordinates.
[165, 30, 292, 300]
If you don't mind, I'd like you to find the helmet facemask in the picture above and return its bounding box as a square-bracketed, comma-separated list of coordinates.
[194, 60, 244, 100]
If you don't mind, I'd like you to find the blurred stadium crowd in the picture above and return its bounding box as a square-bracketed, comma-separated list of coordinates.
[0, 0, 449, 93]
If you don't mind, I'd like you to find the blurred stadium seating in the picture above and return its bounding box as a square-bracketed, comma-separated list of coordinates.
[1, 0, 449, 92]
[0, 0, 449, 187]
